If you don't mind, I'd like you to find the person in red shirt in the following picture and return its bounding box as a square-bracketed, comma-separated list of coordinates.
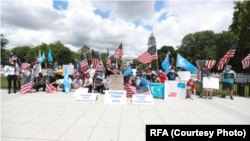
[186, 78, 196, 98]
[158, 70, 168, 83]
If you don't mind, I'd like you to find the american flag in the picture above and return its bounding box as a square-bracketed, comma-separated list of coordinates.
[124, 83, 137, 98]
[241, 53, 250, 69]
[74, 59, 84, 79]
[217, 40, 238, 70]
[114, 43, 123, 62]
[112, 58, 119, 74]
[21, 63, 31, 70]
[20, 74, 32, 94]
[91, 49, 100, 69]
[106, 49, 111, 65]
[136, 85, 151, 95]
[137, 45, 157, 64]
[81, 53, 88, 73]
[46, 76, 57, 93]
[11, 55, 17, 61]
[197, 60, 216, 80]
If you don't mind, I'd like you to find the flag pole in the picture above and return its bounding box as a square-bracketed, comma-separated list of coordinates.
[156, 46, 159, 75]
[223, 58, 231, 71]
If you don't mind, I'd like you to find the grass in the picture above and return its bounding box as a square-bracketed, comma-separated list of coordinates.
[194, 82, 250, 97]
[1, 77, 24, 89]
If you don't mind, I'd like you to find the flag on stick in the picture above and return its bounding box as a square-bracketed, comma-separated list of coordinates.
[241, 53, 250, 69]
[161, 51, 170, 74]
[91, 49, 100, 69]
[48, 48, 53, 62]
[217, 40, 239, 70]
[20, 74, 32, 94]
[137, 45, 157, 64]
[81, 53, 88, 73]
[114, 43, 123, 61]
[46, 75, 57, 93]
[11, 55, 17, 61]
[106, 49, 111, 65]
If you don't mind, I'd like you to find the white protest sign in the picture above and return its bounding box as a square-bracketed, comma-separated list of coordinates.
[203, 77, 219, 89]
[74, 93, 97, 103]
[132, 95, 154, 105]
[164, 81, 186, 100]
[63, 65, 74, 75]
[73, 88, 89, 97]
[104, 90, 126, 104]
[178, 71, 190, 81]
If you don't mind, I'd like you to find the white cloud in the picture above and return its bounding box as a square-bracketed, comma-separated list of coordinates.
[1, 0, 234, 58]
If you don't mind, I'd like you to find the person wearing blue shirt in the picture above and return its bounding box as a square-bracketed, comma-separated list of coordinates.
[221, 65, 236, 100]
[166, 67, 181, 81]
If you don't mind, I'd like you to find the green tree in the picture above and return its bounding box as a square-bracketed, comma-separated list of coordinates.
[147, 33, 156, 49]
[78, 45, 90, 54]
[229, 1, 250, 46]
[11, 46, 31, 62]
[1, 34, 10, 65]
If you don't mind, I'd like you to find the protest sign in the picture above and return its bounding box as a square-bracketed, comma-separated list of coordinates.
[74, 93, 97, 103]
[104, 90, 126, 104]
[224, 73, 235, 79]
[165, 81, 186, 100]
[178, 71, 190, 81]
[132, 95, 154, 105]
[63, 65, 74, 75]
[203, 77, 219, 89]
[73, 88, 89, 97]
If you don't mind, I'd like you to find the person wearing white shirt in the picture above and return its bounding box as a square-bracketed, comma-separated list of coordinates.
[86, 65, 96, 78]
[103, 75, 110, 90]
[5, 61, 17, 94]
[83, 74, 93, 93]
[33, 62, 41, 77]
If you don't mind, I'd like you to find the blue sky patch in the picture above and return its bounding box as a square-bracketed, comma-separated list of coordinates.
[154, 1, 165, 12]
[53, 0, 68, 10]
[94, 9, 109, 19]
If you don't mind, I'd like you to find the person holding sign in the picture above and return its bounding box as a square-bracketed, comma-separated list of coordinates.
[221, 65, 236, 100]
[166, 67, 181, 82]
[205, 73, 214, 99]
[186, 79, 196, 99]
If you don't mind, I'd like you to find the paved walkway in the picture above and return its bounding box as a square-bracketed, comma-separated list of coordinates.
[1, 90, 250, 141]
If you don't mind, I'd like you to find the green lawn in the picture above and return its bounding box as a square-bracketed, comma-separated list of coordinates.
[1, 77, 24, 89]
[194, 82, 250, 97]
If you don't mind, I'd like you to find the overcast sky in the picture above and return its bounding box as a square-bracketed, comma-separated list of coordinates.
[1, 0, 235, 57]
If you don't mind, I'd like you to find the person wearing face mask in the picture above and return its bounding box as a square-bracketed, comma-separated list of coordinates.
[33, 60, 42, 78]
[84, 74, 93, 93]
[86, 64, 96, 79]
[103, 75, 110, 90]
[205, 73, 214, 99]
[186, 79, 196, 99]
[73, 75, 83, 89]
[221, 65, 236, 100]
[96, 61, 104, 77]
[198, 65, 210, 97]
[55, 65, 64, 79]
[93, 74, 104, 93]
[32, 72, 45, 92]
[151, 70, 158, 83]
[158, 70, 168, 83]
[144, 65, 152, 82]
[166, 67, 181, 81]
[5, 61, 17, 94]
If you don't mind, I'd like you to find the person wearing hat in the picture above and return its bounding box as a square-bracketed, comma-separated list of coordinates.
[73, 75, 83, 89]
[144, 65, 152, 82]
[158, 70, 168, 83]
[186, 78, 196, 99]
[151, 70, 158, 83]
[221, 65, 236, 100]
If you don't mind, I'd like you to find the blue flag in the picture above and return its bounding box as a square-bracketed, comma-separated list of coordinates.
[176, 53, 197, 73]
[40, 52, 45, 65]
[161, 53, 170, 73]
[9, 58, 11, 63]
[148, 83, 165, 98]
[48, 48, 53, 62]
[123, 66, 132, 76]
[140, 77, 148, 86]
[63, 68, 71, 93]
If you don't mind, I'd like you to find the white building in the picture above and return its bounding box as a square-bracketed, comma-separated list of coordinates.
[122, 57, 135, 66]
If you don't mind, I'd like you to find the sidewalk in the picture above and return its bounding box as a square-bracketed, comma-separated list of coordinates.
[1, 90, 250, 141]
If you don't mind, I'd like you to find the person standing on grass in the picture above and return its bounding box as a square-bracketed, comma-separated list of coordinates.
[5, 61, 17, 94]
[221, 65, 236, 100]
[205, 73, 214, 99]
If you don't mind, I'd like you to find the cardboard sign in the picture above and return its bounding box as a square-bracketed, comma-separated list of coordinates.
[74, 94, 97, 103]
[73, 88, 89, 97]
[132, 95, 154, 105]
[224, 73, 234, 79]
[164, 81, 186, 100]
[203, 77, 219, 89]
[104, 90, 126, 104]
[63, 65, 74, 75]
[177, 71, 190, 81]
